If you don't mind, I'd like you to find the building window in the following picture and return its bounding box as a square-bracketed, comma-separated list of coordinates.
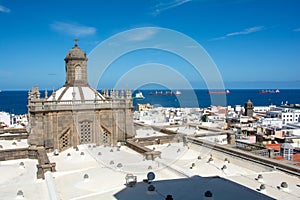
[80, 121, 92, 143]
[59, 129, 70, 150]
[102, 129, 111, 145]
[75, 65, 82, 80]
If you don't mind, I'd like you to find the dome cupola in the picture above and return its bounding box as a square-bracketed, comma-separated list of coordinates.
[47, 39, 105, 102]
[64, 39, 88, 86]
[64, 43, 87, 61]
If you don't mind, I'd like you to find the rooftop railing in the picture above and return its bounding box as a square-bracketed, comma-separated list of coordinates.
[28, 99, 133, 112]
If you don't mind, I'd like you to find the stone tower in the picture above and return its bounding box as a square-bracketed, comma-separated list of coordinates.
[244, 99, 254, 117]
[27, 42, 135, 151]
[64, 42, 88, 86]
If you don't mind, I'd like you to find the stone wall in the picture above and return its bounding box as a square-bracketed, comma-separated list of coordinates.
[0, 133, 28, 140]
[28, 102, 135, 151]
[0, 148, 29, 161]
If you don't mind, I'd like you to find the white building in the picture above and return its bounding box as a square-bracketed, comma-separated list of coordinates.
[0, 111, 11, 127]
[281, 108, 300, 124]
[261, 118, 283, 128]
[254, 105, 277, 114]
[266, 108, 300, 125]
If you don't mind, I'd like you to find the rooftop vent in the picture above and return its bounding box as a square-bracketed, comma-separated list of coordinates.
[148, 185, 155, 192]
[281, 182, 288, 188]
[204, 190, 213, 197]
[17, 190, 24, 198]
[190, 163, 196, 169]
[260, 184, 266, 191]
[256, 174, 263, 182]
[83, 174, 89, 182]
[208, 157, 214, 164]
[221, 165, 227, 171]
[98, 152, 102, 155]
[117, 163, 123, 168]
[166, 194, 174, 200]
[19, 162, 25, 169]
[83, 174, 89, 179]
[53, 149, 59, 156]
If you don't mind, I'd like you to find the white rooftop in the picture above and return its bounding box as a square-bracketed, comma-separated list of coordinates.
[49, 142, 300, 199]
[135, 129, 167, 138]
[47, 86, 105, 101]
[0, 139, 28, 150]
[0, 159, 49, 200]
[1, 140, 299, 199]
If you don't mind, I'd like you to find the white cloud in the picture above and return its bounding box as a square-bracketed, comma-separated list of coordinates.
[293, 28, 300, 32]
[0, 5, 10, 13]
[50, 21, 96, 37]
[123, 28, 158, 41]
[152, 0, 191, 16]
[210, 26, 264, 41]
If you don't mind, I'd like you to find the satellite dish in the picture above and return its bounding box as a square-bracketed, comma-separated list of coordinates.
[147, 172, 155, 181]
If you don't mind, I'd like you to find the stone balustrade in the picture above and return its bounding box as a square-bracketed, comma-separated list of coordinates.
[28, 99, 133, 112]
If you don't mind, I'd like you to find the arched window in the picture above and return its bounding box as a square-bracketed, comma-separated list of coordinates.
[75, 65, 82, 80]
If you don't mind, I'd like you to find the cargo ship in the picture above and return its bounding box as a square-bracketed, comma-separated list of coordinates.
[208, 90, 230, 95]
[259, 89, 280, 94]
[150, 90, 181, 96]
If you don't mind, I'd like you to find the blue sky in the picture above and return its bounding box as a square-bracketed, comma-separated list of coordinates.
[0, 0, 300, 90]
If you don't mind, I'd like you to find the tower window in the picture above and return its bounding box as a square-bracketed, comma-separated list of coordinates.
[75, 65, 82, 80]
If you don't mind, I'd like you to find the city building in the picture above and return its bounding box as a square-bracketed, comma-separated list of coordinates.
[0, 111, 10, 127]
[244, 99, 254, 117]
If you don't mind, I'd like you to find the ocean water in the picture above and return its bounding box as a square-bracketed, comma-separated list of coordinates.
[133, 89, 300, 110]
[0, 90, 300, 114]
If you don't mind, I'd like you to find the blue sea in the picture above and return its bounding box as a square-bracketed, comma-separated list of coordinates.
[0, 90, 300, 114]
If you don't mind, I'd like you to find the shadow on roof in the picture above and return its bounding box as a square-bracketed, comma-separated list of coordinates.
[114, 175, 274, 200]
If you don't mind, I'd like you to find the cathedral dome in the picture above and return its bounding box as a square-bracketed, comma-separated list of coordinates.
[47, 86, 105, 102]
[64, 44, 87, 61]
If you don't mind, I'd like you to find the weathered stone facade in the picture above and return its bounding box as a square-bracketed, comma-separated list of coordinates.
[27, 43, 135, 151]
[244, 99, 254, 117]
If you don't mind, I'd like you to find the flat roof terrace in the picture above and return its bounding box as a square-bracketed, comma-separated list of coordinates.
[46, 142, 300, 200]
